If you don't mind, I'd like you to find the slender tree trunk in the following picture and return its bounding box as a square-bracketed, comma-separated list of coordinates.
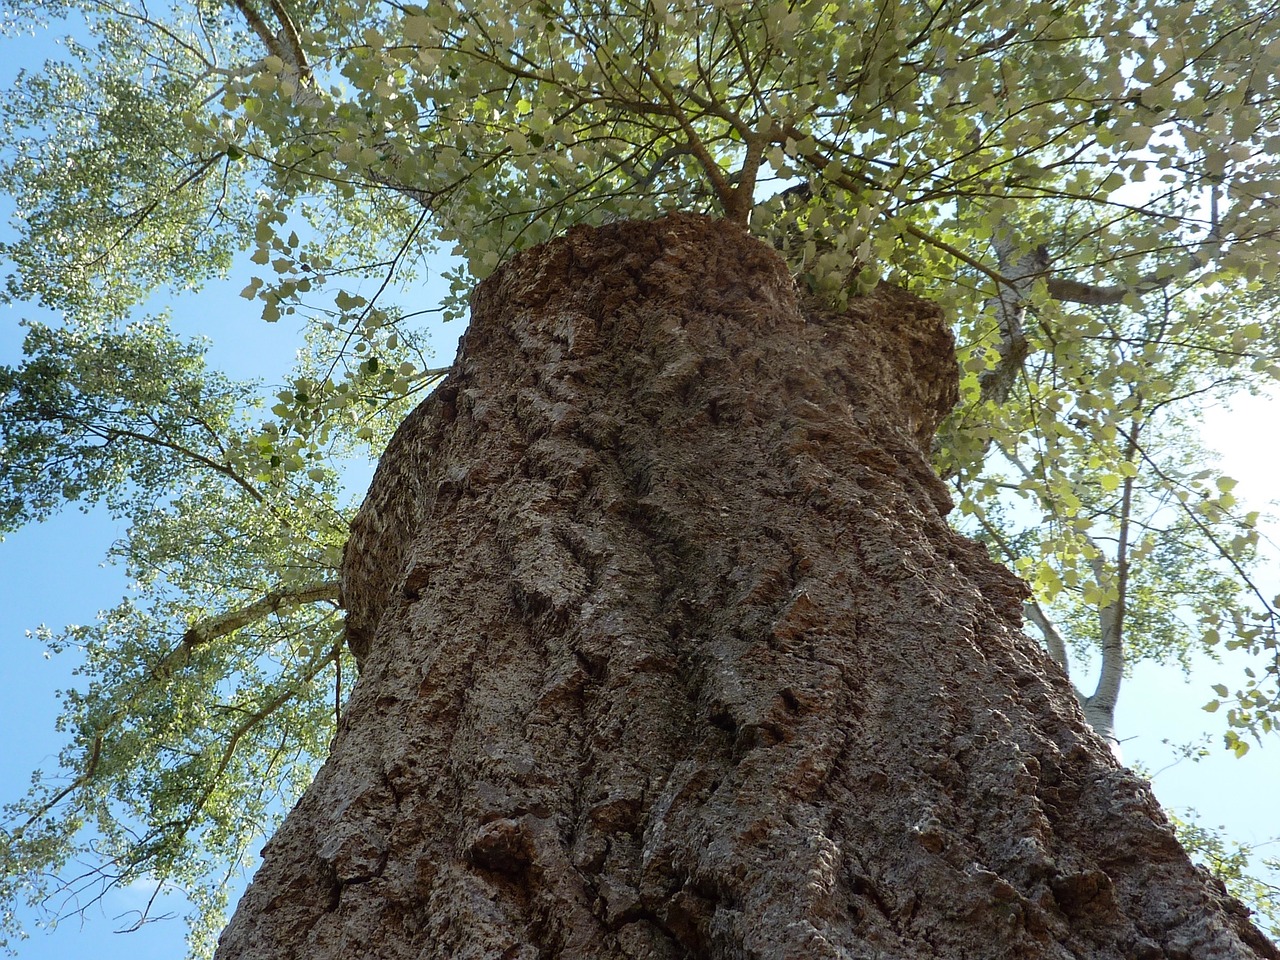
[215, 214, 1276, 960]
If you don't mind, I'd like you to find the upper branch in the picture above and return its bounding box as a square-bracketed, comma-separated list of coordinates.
[156, 579, 342, 677]
[225, 0, 312, 83]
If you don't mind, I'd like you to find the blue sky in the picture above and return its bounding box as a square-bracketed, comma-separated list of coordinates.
[1, 14, 1278, 960]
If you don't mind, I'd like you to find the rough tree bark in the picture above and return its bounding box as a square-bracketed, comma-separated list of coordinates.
[214, 214, 1277, 959]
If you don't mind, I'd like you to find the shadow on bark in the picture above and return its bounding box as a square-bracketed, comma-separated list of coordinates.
[215, 213, 1277, 960]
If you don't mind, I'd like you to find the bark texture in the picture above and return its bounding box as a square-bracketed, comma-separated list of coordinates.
[215, 214, 1277, 960]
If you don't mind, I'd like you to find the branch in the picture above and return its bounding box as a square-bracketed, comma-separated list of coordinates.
[13, 580, 340, 840]
[179, 635, 340, 828]
[262, 0, 311, 82]
[774, 118, 1234, 330]
[1081, 551, 1124, 748]
[978, 225, 1047, 405]
[1123, 425, 1279, 629]
[602, 143, 698, 192]
[1023, 599, 1071, 676]
[86, 156, 224, 270]
[1043, 228, 1239, 306]
[72, 418, 265, 504]
[88, 0, 214, 69]
[221, 0, 313, 99]
[901, 220, 1011, 286]
[11, 736, 104, 841]
[1046, 270, 1184, 306]
[964, 486, 1077, 686]
[640, 65, 742, 221]
[1079, 419, 1139, 748]
[225, 0, 288, 62]
[156, 579, 341, 677]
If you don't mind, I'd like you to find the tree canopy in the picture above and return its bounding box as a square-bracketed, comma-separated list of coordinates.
[1, 0, 1278, 953]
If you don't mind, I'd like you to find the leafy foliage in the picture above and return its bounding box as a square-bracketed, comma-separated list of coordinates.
[1, 0, 1279, 953]
[0, 320, 258, 528]
[0, 320, 350, 954]
[954, 287, 1280, 744]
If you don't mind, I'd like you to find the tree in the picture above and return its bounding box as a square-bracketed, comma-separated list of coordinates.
[215, 211, 1278, 958]
[1, 0, 1279, 953]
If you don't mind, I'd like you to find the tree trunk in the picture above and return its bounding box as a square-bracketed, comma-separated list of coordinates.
[214, 214, 1277, 960]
